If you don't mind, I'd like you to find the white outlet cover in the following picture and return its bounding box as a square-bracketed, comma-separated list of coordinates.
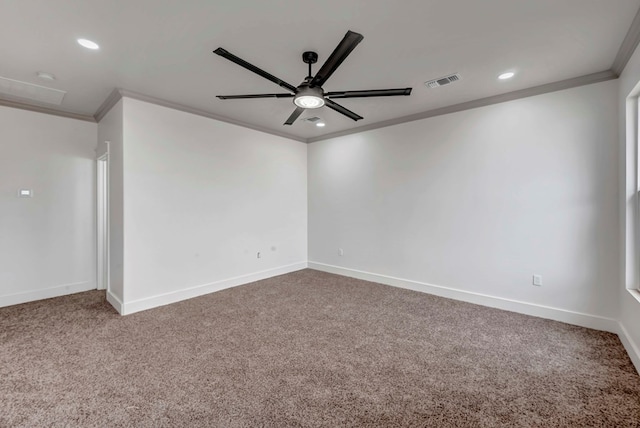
[19, 189, 32, 197]
[533, 275, 542, 286]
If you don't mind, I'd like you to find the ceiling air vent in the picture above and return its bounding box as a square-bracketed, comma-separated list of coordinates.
[425, 73, 461, 89]
[0, 76, 66, 105]
[305, 116, 322, 123]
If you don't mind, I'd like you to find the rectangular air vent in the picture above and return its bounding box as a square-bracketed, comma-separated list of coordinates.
[305, 116, 322, 123]
[425, 73, 461, 88]
[0, 76, 66, 105]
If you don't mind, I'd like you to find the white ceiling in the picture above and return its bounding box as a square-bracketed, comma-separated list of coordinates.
[1, 0, 639, 140]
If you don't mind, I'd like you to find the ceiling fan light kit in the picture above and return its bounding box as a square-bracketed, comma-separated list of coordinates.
[293, 84, 325, 109]
[214, 30, 412, 126]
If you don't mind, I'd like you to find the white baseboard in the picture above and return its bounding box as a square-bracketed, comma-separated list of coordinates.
[120, 262, 308, 315]
[0, 281, 96, 308]
[106, 290, 124, 314]
[617, 322, 640, 375]
[308, 262, 619, 334]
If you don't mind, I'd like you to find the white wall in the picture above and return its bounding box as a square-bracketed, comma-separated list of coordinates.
[97, 100, 124, 307]
[309, 80, 620, 329]
[117, 98, 307, 313]
[0, 106, 97, 306]
[618, 41, 640, 372]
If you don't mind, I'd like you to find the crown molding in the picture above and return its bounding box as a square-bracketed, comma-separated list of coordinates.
[94, 89, 307, 143]
[0, 97, 95, 122]
[93, 88, 122, 122]
[307, 70, 617, 143]
[612, 5, 640, 76]
[0, 69, 620, 143]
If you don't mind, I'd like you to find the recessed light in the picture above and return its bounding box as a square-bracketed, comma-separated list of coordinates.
[36, 72, 56, 81]
[316, 122, 326, 127]
[77, 38, 99, 50]
[498, 72, 515, 80]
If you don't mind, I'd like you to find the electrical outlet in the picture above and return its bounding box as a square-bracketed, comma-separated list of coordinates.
[257, 252, 261, 259]
[339, 248, 344, 256]
[533, 274, 542, 286]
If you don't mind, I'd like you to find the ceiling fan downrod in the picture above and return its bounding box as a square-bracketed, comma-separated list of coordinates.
[302, 51, 318, 79]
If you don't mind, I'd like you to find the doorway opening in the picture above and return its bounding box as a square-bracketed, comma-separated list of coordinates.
[97, 152, 109, 291]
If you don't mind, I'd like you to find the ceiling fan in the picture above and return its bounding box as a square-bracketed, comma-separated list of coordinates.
[213, 30, 412, 126]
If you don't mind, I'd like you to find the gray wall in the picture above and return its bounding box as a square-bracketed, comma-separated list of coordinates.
[0, 106, 97, 306]
[309, 80, 619, 321]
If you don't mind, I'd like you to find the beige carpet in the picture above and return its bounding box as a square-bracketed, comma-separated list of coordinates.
[1, 269, 639, 427]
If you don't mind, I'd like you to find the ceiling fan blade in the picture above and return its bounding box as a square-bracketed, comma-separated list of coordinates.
[284, 106, 305, 125]
[325, 99, 363, 121]
[325, 88, 412, 99]
[217, 93, 295, 100]
[309, 30, 364, 88]
[214, 48, 298, 93]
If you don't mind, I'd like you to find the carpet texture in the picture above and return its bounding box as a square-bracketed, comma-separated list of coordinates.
[1, 269, 639, 427]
